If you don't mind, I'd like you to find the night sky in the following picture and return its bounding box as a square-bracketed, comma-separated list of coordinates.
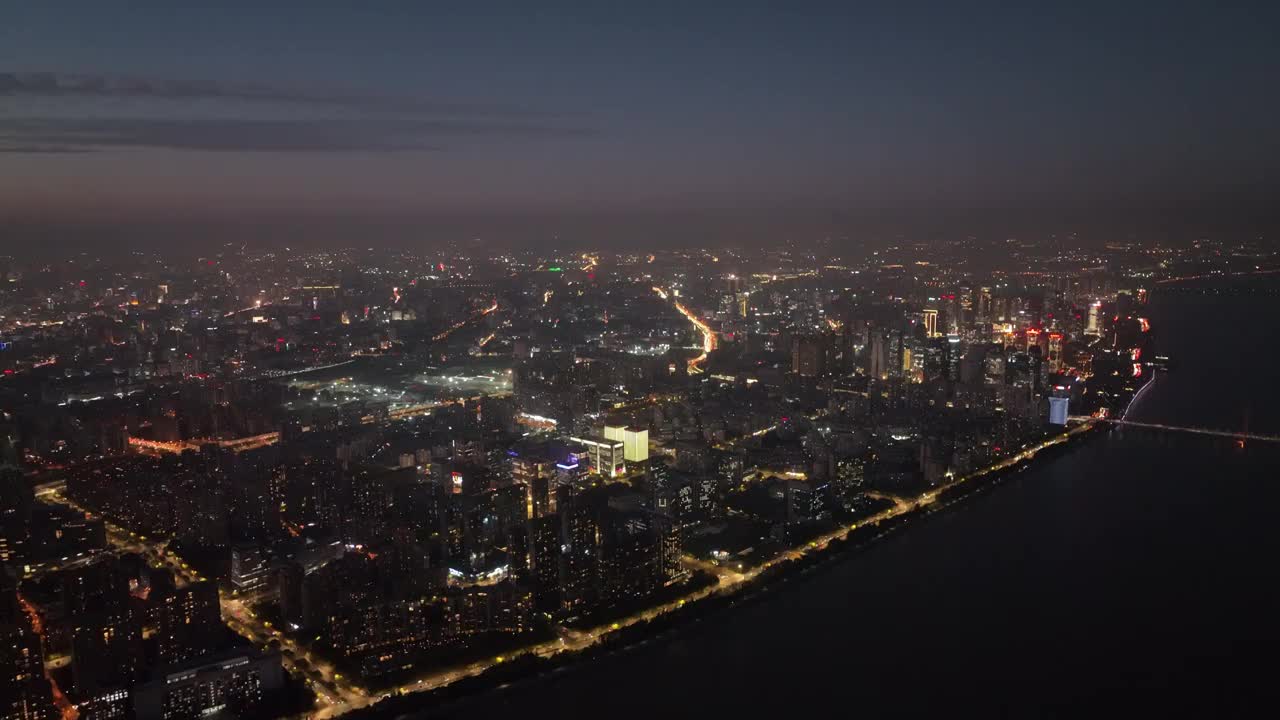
[2, 1, 1278, 247]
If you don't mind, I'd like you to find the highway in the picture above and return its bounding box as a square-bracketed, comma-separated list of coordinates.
[431, 299, 499, 342]
[653, 287, 716, 373]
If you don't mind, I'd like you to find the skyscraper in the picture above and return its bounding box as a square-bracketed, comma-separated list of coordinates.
[923, 309, 939, 338]
[603, 425, 649, 462]
[869, 332, 889, 380]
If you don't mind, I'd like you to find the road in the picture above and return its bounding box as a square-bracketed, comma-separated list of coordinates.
[34, 489, 366, 716]
[34, 419, 1094, 719]
[653, 287, 715, 373]
[16, 592, 78, 720]
[308, 420, 1097, 717]
[431, 299, 500, 342]
[220, 596, 367, 712]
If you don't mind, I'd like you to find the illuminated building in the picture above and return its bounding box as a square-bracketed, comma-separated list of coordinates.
[716, 453, 745, 488]
[1086, 302, 1101, 335]
[976, 286, 992, 322]
[784, 480, 826, 522]
[647, 460, 675, 513]
[923, 308, 939, 338]
[924, 337, 951, 380]
[567, 436, 626, 478]
[1049, 395, 1070, 426]
[71, 606, 141, 720]
[833, 457, 865, 505]
[229, 545, 271, 595]
[131, 649, 283, 720]
[603, 425, 649, 462]
[154, 581, 222, 666]
[1047, 333, 1064, 372]
[74, 688, 130, 720]
[529, 515, 562, 611]
[511, 446, 558, 518]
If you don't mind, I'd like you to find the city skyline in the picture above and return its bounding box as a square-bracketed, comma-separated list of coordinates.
[3, 4, 1280, 719]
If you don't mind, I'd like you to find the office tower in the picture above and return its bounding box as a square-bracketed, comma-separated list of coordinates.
[924, 337, 952, 380]
[1047, 333, 1064, 372]
[784, 481, 825, 522]
[567, 436, 626, 478]
[603, 425, 650, 463]
[230, 545, 271, 595]
[511, 451, 556, 518]
[977, 287, 993, 322]
[923, 309, 939, 338]
[1048, 395, 1070, 425]
[869, 332, 889, 380]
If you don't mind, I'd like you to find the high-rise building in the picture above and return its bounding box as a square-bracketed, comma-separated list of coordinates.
[603, 425, 649, 462]
[230, 545, 271, 595]
[71, 608, 142, 719]
[154, 581, 222, 665]
[1048, 395, 1070, 425]
[529, 515, 562, 611]
[977, 287, 993, 322]
[791, 335, 826, 377]
[131, 649, 284, 720]
[869, 332, 889, 380]
[1047, 333, 1064, 372]
[567, 436, 626, 478]
[833, 457, 865, 504]
[923, 309, 939, 338]
[511, 446, 557, 518]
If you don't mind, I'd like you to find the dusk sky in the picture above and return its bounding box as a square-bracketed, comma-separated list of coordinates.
[3, 1, 1278, 246]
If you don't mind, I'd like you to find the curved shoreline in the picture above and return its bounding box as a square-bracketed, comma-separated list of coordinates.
[344, 423, 1102, 719]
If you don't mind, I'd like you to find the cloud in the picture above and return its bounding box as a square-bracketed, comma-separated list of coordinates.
[0, 144, 93, 154]
[0, 116, 594, 153]
[0, 71, 560, 118]
[0, 72, 594, 153]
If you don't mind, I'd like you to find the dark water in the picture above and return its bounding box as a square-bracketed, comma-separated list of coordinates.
[441, 291, 1280, 718]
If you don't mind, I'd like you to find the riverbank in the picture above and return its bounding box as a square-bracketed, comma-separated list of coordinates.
[343, 421, 1102, 719]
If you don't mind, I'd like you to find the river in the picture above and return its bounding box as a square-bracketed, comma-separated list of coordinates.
[429, 288, 1280, 717]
